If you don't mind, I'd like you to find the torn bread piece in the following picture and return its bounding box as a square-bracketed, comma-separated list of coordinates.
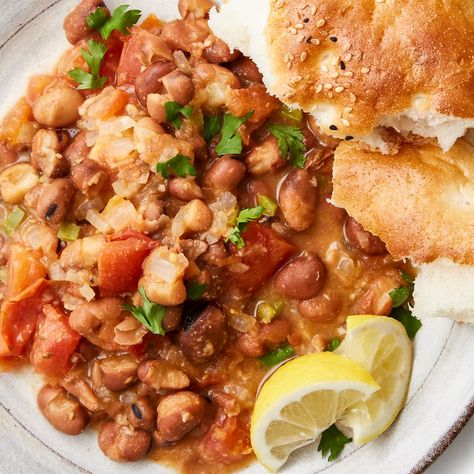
[209, 0, 474, 152]
[332, 139, 474, 322]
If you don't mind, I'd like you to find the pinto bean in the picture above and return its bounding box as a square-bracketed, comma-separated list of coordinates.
[203, 37, 240, 64]
[162, 70, 195, 105]
[278, 169, 317, 231]
[37, 385, 88, 435]
[31, 129, 69, 178]
[161, 19, 210, 53]
[33, 85, 84, 127]
[344, 217, 387, 255]
[98, 421, 151, 462]
[202, 156, 246, 192]
[274, 253, 326, 300]
[97, 355, 138, 392]
[353, 274, 402, 316]
[168, 177, 203, 201]
[63, 0, 107, 44]
[298, 290, 341, 322]
[134, 62, 176, 107]
[60, 373, 101, 412]
[63, 131, 90, 166]
[228, 57, 263, 85]
[127, 398, 156, 431]
[137, 359, 190, 391]
[163, 306, 183, 332]
[171, 199, 213, 237]
[155, 392, 206, 443]
[37, 178, 75, 224]
[178, 305, 227, 363]
[236, 319, 290, 357]
[71, 158, 108, 197]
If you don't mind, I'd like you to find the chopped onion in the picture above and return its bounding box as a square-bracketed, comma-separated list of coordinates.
[85, 131, 98, 147]
[62, 293, 84, 311]
[79, 284, 95, 302]
[114, 317, 148, 345]
[86, 209, 111, 233]
[226, 308, 256, 333]
[173, 50, 192, 75]
[99, 116, 136, 136]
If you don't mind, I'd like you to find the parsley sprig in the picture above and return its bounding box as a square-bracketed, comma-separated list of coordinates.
[156, 154, 196, 179]
[215, 111, 254, 156]
[227, 206, 265, 249]
[186, 282, 208, 301]
[68, 39, 108, 90]
[203, 115, 222, 143]
[165, 101, 193, 129]
[318, 425, 352, 461]
[123, 287, 166, 335]
[88, 4, 141, 40]
[270, 124, 307, 168]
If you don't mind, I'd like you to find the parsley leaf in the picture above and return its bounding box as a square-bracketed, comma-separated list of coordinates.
[186, 282, 208, 301]
[270, 124, 307, 168]
[227, 205, 265, 249]
[391, 306, 422, 339]
[90, 4, 142, 40]
[318, 425, 352, 461]
[68, 40, 108, 90]
[326, 337, 341, 352]
[123, 287, 166, 335]
[215, 110, 254, 156]
[259, 344, 295, 367]
[389, 286, 411, 308]
[165, 101, 193, 129]
[203, 115, 222, 143]
[156, 154, 196, 179]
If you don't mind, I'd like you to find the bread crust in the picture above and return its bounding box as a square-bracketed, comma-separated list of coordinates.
[332, 139, 474, 264]
[267, 0, 474, 138]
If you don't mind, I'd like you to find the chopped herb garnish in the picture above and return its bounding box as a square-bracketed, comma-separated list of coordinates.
[318, 424, 352, 461]
[226, 205, 265, 249]
[156, 154, 196, 179]
[391, 306, 422, 339]
[259, 344, 295, 367]
[123, 287, 166, 335]
[2, 207, 26, 236]
[389, 286, 411, 308]
[326, 337, 341, 352]
[165, 101, 193, 129]
[88, 4, 141, 40]
[279, 105, 303, 123]
[256, 301, 283, 324]
[258, 194, 278, 217]
[68, 39, 108, 90]
[57, 222, 80, 242]
[215, 110, 254, 156]
[203, 115, 222, 143]
[186, 282, 207, 301]
[270, 124, 307, 168]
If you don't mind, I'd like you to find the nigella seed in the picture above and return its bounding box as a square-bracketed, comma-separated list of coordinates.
[303, 18, 309, 23]
[131, 404, 143, 420]
[329, 36, 338, 42]
[45, 203, 58, 219]
[329, 125, 338, 131]
[345, 135, 354, 141]
[339, 60, 346, 70]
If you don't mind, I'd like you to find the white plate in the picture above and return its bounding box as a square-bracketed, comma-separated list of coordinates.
[0, 1, 473, 473]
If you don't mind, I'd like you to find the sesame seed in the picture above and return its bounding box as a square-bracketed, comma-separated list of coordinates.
[335, 86, 344, 93]
[324, 83, 333, 90]
[344, 53, 352, 62]
[316, 85, 323, 93]
[339, 60, 346, 70]
[344, 71, 354, 77]
[341, 118, 350, 126]
[286, 61, 292, 70]
[288, 52, 294, 60]
[321, 65, 329, 73]
[345, 135, 354, 141]
[361, 67, 370, 73]
[300, 52, 308, 61]
[311, 5, 317, 15]
[293, 75, 303, 82]
[311, 38, 321, 45]
[295, 23, 304, 30]
[316, 19, 326, 27]
[297, 35, 305, 43]
[344, 106, 353, 113]
[288, 27, 297, 35]
[331, 72, 339, 78]
[328, 91, 334, 98]
[329, 125, 338, 130]
[350, 92, 357, 102]
[355, 52, 363, 61]
[329, 36, 338, 42]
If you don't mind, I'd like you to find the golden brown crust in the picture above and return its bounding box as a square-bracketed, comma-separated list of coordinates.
[267, 0, 474, 138]
[332, 139, 474, 264]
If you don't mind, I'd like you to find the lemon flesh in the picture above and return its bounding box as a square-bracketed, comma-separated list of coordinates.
[250, 352, 380, 472]
[336, 315, 413, 445]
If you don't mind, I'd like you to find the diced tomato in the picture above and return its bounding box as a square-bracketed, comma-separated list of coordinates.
[6, 244, 47, 300]
[0, 98, 38, 149]
[228, 222, 296, 294]
[108, 230, 154, 244]
[30, 304, 81, 377]
[116, 27, 172, 86]
[98, 237, 155, 296]
[0, 279, 48, 357]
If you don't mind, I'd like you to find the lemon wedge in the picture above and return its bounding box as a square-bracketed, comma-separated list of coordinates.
[335, 315, 413, 445]
[250, 352, 380, 472]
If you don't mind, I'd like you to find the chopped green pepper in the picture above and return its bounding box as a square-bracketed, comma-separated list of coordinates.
[258, 195, 278, 217]
[2, 207, 26, 236]
[280, 105, 303, 123]
[256, 301, 283, 324]
[259, 344, 295, 367]
[58, 222, 80, 242]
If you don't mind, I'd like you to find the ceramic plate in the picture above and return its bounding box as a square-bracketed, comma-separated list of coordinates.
[0, 1, 473, 473]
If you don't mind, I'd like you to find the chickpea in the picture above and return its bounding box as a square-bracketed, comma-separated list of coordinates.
[63, 0, 107, 44]
[162, 70, 195, 105]
[33, 85, 84, 127]
[178, 305, 227, 363]
[278, 169, 317, 232]
[298, 290, 341, 322]
[155, 392, 206, 443]
[31, 129, 69, 178]
[126, 398, 156, 431]
[71, 158, 108, 197]
[274, 253, 327, 300]
[344, 217, 387, 255]
[203, 36, 241, 64]
[202, 156, 246, 193]
[168, 177, 203, 201]
[137, 359, 190, 391]
[98, 421, 151, 462]
[0, 163, 39, 204]
[134, 62, 176, 107]
[245, 136, 285, 175]
[37, 385, 88, 436]
[171, 199, 213, 237]
[143, 200, 165, 221]
[37, 178, 75, 224]
[96, 355, 138, 392]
